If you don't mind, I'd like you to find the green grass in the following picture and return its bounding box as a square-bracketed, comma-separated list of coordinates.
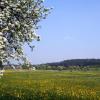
[0, 70, 100, 100]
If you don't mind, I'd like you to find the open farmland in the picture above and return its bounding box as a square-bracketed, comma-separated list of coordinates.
[0, 70, 100, 100]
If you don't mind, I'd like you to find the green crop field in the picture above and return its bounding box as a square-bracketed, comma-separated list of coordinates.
[0, 70, 100, 100]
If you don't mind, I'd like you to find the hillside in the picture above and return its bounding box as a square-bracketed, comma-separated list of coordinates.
[46, 59, 100, 67]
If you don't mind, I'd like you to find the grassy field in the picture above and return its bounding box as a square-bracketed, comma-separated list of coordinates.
[0, 70, 100, 100]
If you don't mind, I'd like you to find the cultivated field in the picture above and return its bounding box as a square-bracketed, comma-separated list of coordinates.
[0, 70, 100, 100]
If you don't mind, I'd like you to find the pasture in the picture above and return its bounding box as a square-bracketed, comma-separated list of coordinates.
[0, 70, 100, 100]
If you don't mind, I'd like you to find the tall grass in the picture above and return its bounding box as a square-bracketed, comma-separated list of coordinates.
[0, 70, 100, 100]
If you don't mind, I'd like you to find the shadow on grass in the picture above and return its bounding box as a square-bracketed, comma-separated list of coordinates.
[0, 95, 21, 100]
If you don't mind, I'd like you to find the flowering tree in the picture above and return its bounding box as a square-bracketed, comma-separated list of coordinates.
[0, 0, 50, 69]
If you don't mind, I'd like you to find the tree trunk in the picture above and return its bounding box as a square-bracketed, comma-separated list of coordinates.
[0, 61, 4, 78]
[0, 60, 3, 70]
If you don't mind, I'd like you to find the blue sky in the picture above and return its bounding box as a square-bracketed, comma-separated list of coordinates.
[24, 0, 100, 64]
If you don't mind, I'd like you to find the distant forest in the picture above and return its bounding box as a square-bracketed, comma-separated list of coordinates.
[46, 59, 100, 66]
[35, 59, 100, 70]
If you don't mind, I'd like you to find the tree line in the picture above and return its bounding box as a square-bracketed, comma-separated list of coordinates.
[35, 59, 100, 70]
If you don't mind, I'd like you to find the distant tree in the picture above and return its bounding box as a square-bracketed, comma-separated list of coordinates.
[0, 0, 51, 69]
[58, 66, 64, 71]
[21, 63, 32, 69]
[69, 66, 73, 72]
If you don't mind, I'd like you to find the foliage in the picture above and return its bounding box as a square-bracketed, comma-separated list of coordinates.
[0, 70, 100, 100]
[0, 0, 51, 66]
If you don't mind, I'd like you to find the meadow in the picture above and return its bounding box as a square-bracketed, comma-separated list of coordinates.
[0, 70, 100, 100]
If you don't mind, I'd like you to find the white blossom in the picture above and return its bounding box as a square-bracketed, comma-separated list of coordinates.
[0, 32, 3, 36]
[0, 0, 50, 67]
